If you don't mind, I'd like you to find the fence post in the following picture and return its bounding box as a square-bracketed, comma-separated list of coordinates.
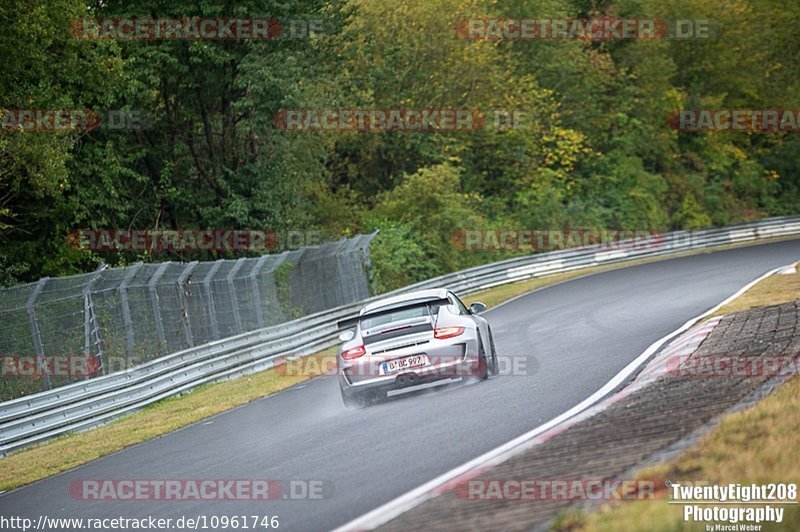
[227, 258, 246, 334]
[177, 261, 198, 348]
[365, 230, 379, 297]
[82, 264, 108, 375]
[203, 261, 223, 340]
[148, 262, 171, 353]
[118, 262, 142, 360]
[26, 278, 50, 390]
[249, 255, 269, 329]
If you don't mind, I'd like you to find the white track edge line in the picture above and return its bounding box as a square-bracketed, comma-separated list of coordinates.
[334, 263, 789, 531]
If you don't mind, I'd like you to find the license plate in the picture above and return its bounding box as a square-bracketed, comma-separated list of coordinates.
[380, 354, 429, 375]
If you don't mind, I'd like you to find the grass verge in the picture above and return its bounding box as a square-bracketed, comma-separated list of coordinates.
[1, 234, 798, 493]
[0, 350, 335, 492]
[552, 262, 800, 530]
[709, 262, 800, 317]
[553, 376, 800, 531]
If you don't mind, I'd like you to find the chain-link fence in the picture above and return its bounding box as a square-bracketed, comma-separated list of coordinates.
[0, 233, 375, 401]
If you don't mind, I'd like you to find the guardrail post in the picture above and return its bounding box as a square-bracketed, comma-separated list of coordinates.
[26, 278, 50, 390]
[148, 262, 171, 353]
[249, 255, 269, 329]
[227, 258, 246, 334]
[118, 262, 143, 360]
[177, 261, 199, 347]
[203, 261, 223, 340]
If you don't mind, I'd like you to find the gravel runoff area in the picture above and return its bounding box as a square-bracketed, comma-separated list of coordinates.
[379, 301, 800, 531]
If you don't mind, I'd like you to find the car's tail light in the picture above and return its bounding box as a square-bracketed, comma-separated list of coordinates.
[341, 345, 366, 360]
[434, 326, 465, 339]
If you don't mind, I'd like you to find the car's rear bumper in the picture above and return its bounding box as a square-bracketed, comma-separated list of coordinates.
[338, 338, 484, 398]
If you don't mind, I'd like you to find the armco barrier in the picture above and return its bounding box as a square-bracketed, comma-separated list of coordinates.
[2, 216, 800, 455]
[0, 232, 376, 401]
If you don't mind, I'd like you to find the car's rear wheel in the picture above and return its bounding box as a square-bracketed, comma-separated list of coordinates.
[477, 335, 490, 380]
[340, 387, 367, 409]
[488, 326, 499, 375]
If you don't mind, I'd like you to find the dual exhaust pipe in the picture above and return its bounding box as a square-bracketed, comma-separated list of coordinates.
[396, 373, 419, 386]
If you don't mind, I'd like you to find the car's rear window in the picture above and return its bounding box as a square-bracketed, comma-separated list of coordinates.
[360, 303, 439, 330]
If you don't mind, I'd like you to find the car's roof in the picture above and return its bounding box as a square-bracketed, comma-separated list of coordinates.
[360, 288, 449, 315]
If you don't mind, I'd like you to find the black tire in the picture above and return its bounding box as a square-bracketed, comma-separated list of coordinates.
[341, 388, 365, 409]
[477, 335, 490, 380]
[488, 326, 499, 375]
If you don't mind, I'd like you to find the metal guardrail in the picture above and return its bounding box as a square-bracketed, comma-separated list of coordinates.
[0, 233, 376, 401]
[2, 216, 800, 455]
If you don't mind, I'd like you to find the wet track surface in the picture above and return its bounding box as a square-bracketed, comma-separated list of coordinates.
[3, 239, 800, 531]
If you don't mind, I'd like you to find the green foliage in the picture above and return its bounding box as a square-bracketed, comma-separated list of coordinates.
[0, 0, 120, 283]
[368, 222, 437, 294]
[2, 0, 800, 290]
[369, 163, 485, 277]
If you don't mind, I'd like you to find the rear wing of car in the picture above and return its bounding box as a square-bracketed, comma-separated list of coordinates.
[336, 296, 450, 330]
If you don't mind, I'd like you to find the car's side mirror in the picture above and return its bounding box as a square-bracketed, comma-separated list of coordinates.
[339, 330, 355, 342]
[469, 302, 487, 314]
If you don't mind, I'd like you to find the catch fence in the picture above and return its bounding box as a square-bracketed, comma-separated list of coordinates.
[0, 233, 375, 400]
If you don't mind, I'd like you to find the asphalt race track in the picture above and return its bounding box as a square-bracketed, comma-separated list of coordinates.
[3, 239, 800, 531]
